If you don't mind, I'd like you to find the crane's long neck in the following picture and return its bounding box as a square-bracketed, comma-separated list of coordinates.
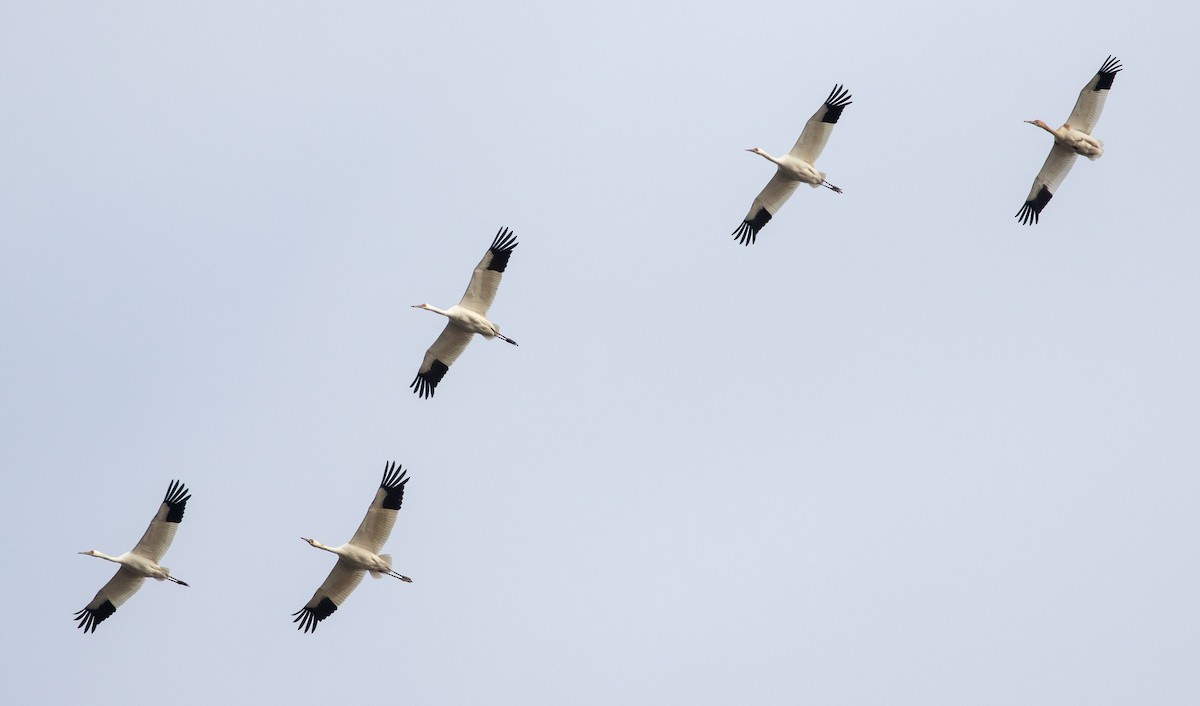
[305, 538, 338, 554]
[416, 304, 451, 317]
[751, 148, 783, 166]
[1028, 119, 1060, 137]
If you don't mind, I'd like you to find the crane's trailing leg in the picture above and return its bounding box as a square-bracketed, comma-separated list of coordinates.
[823, 181, 843, 193]
[166, 576, 189, 586]
[497, 334, 518, 346]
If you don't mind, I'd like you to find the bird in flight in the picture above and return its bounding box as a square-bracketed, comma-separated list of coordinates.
[1017, 56, 1123, 225]
[411, 227, 519, 398]
[734, 84, 852, 245]
[293, 462, 413, 633]
[75, 480, 191, 633]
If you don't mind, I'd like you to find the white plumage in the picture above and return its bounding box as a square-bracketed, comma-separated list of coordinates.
[411, 227, 519, 398]
[74, 480, 191, 633]
[733, 85, 852, 245]
[293, 462, 413, 633]
[1017, 56, 1123, 225]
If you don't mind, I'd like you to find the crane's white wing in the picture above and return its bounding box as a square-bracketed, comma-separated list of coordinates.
[349, 462, 408, 555]
[411, 322, 474, 398]
[458, 227, 518, 315]
[733, 171, 801, 245]
[1016, 143, 1077, 225]
[1065, 56, 1121, 135]
[787, 84, 852, 165]
[292, 560, 366, 633]
[74, 566, 146, 633]
[130, 480, 190, 561]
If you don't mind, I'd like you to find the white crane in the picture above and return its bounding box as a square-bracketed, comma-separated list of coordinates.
[1017, 56, 1123, 225]
[293, 462, 413, 633]
[74, 480, 191, 633]
[733, 84, 852, 245]
[410, 227, 519, 398]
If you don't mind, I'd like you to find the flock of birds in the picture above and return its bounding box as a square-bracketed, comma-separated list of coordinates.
[75, 55, 1123, 634]
[76, 465, 413, 633]
[733, 55, 1123, 242]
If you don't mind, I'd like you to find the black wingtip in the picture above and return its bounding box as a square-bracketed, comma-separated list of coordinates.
[732, 221, 757, 245]
[380, 461, 409, 510]
[1095, 56, 1122, 91]
[292, 596, 338, 634]
[487, 227, 519, 273]
[163, 480, 190, 523]
[73, 600, 116, 634]
[822, 84, 853, 123]
[731, 208, 771, 245]
[1015, 185, 1053, 225]
[410, 360, 449, 399]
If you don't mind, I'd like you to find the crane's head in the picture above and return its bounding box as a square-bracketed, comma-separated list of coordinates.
[746, 147, 763, 154]
[411, 303, 429, 310]
[78, 550, 100, 556]
[301, 537, 316, 546]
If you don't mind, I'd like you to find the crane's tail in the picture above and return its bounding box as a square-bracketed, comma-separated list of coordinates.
[374, 555, 413, 582]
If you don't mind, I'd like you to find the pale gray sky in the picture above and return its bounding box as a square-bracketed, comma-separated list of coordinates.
[3, 1, 1198, 704]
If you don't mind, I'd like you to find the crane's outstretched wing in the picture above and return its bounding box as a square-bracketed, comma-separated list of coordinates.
[130, 480, 190, 561]
[733, 171, 801, 245]
[411, 322, 474, 398]
[458, 228, 518, 315]
[292, 560, 366, 633]
[1016, 143, 1077, 225]
[74, 567, 146, 633]
[1065, 56, 1121, 135]
[788, 84, 852, 165]
[349, 462, 409, 555]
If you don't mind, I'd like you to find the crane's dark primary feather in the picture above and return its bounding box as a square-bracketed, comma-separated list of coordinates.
[1094, 56, 1122, 91]
[380, 462, 409, 511]
[73, 600, 116, 634]
[486, 227, 519, 273]
[410, 360, 449, 398]
[292, 597, 338, 633]
[732, 209, 772, 245]
[1016, 185, 1053, 225]
[163, 480, 191, 523]
[821, 84, 853, 124]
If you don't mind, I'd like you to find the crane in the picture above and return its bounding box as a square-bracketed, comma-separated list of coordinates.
[411, 227, 519, 398]
[733, 84, 852, 245]
[74, 480, 191, 633]
[1017, 56, 1123, 224]
[293, 462, 413, 633]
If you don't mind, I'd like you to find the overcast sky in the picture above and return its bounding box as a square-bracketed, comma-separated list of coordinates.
[3, 1, 1197, 704]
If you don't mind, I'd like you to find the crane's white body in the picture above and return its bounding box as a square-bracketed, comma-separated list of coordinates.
[733, 84, 852, 245]
[416, 303, 505, 340]
[302, 539, 403, 577]
[79, 550, 181, 582]
[1017, 56, 1122, 225]
[293, 462, 413, 633]
[411, 227, 519, 398]
[75, 480, 191, 633]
